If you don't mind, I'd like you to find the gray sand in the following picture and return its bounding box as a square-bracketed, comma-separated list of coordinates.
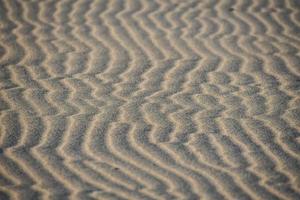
[0, 0, 300, 199]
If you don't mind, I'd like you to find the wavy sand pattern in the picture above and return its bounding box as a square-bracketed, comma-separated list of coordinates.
[0, 0, 300, 199]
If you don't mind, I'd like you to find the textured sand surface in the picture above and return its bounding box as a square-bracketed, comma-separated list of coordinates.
[1, 0, 300, 199]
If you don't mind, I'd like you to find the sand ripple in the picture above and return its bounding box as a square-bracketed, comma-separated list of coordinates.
[0, 0, 300, 199]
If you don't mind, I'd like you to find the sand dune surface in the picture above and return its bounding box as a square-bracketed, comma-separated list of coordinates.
[0, 0, 300, 199]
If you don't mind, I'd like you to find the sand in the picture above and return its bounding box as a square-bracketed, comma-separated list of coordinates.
[0, 0, 300, 199]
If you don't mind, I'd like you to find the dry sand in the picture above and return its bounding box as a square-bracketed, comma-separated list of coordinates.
[0, 0, 300, 199]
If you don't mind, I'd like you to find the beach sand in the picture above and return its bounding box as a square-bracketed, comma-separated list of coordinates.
[0, 0, 300, 199]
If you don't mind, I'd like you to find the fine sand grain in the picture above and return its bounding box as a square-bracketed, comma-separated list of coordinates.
[0, 0, 300, 199]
